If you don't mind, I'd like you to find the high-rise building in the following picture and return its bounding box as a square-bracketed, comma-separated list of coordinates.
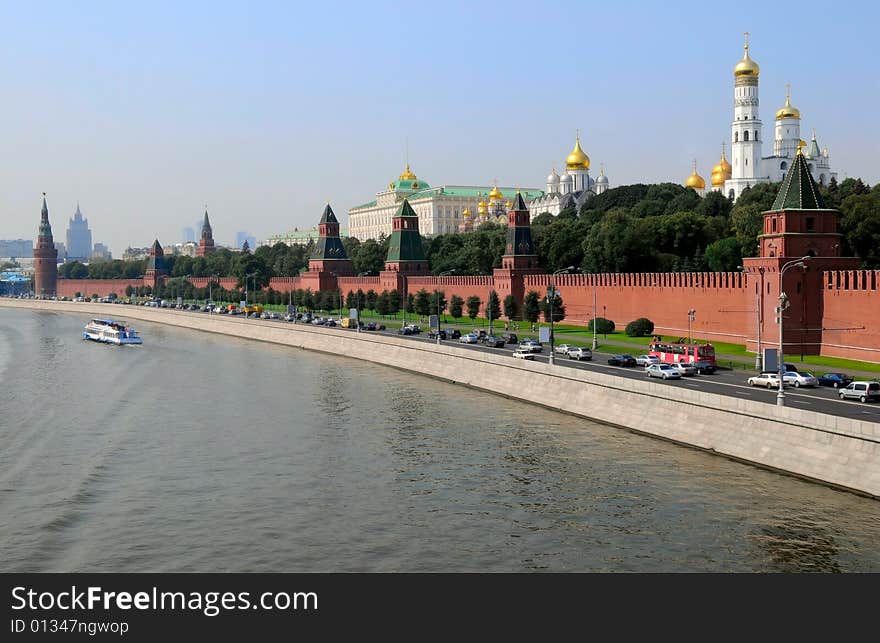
[182, 227, 195, 243]
[91, 243, 111, 261]
[0, 239, 33, 258]
[33, 194, 58, 297]
[66, 202, 93, 262]
[235, 231, 255, 250]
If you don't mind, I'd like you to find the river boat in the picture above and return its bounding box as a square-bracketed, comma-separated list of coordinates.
[83, 318, 143, 345]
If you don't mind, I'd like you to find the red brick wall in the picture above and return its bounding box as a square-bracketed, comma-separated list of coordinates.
[820, 270, 880, 363]
[57, 278, 144, 298]
[524, 272, 752, 344]
[189, 276, 239, 290]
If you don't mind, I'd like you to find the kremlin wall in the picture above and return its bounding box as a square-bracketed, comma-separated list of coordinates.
[37, 151, 880, 364]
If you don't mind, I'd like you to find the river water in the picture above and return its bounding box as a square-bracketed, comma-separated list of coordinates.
[1, 307, 879, 572]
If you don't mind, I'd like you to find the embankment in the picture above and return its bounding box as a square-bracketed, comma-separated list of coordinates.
[4, 298, 879, 498]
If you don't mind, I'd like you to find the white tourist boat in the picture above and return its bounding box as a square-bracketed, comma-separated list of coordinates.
[83, 318, 143, 345]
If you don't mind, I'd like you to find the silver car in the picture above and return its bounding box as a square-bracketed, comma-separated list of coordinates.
[671, 362, 697, 376]
[646, 364, 682, 380]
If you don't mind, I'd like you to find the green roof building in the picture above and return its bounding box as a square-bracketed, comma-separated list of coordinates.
[384, 199, 428, 275]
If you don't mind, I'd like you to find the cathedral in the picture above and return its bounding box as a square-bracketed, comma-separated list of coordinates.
[528, 133, 609, 217]
[686, 34, 836, 200]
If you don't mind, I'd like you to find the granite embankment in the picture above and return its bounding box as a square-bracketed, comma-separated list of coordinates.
[4, 298, 879, 498]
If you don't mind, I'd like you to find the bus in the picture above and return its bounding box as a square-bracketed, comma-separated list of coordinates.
[648, 341, 717, 373]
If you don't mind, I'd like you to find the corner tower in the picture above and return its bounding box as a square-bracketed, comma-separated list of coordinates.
[144, 239, 167, 290]
[726, 33, 764, 201]
[494, 192, 542, 306]
[384, 199, 428, 275]
[196, 208, 215, 256]
[309, 203, 353, 275]
[33, 194, 58, 297]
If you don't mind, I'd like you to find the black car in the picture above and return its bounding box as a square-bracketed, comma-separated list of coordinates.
[503, 333, 518, 344]
[365, 322, 386, 331]
[449, 329, 462, 339]
[692, 360, 716, 375]
[397, 327, 413, 335]
[817, 372, 853, 388]
[427, 329, 448, 340]
[608, 354, 637, 367]
[484, 335, 506, 348]
[474, 329, 488, 342]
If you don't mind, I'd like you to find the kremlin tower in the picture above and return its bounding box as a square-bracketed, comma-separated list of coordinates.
[196, 208, 215, 256]
[33, 194, 58, 298]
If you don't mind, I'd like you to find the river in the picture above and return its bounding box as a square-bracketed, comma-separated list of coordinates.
[1, 307, 879, 572]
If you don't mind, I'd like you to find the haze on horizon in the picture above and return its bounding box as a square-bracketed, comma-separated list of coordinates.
[2, 0, 878, 256]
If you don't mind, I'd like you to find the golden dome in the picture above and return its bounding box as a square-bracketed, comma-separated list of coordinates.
[775, 86, 800, 120]
[710, 146, 732, 186]
[488, 185, 503, 201]
[399, 164, 417, 180]
[685, 162, 706, 190]
[565, 134, 590, 170]
[462, 208, 470, 218]
[733, 34, 760, 78]
[505, 199, 512, 209]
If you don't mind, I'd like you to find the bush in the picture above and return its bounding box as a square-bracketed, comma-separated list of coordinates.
[587, 317, 615, 334]
[625, 317, 654, 337]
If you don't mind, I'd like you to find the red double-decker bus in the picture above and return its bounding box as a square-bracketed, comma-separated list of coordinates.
[648, 341, 717, 373]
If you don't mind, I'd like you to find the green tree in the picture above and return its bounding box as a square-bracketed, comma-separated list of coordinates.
[429, 290, 447, 320]
[365, 289, 378, 311]
[388, 289, 401, 315]
[345, 290, 356, 309]
[705, 237, 743, 272]
[485, 290, 501, 325]
[356, 288, 365, 311]
[730, 203, 764, 257]
[625, 317, 655, 337]
[376, 291, 390, 316]
[124, 285, 134, 297]
[414, 289, 431, 316]
[523, 291, 541, 323]
[587, 317, 615, 334]
[405, 293, 415, 314]
[503, 294, 518, 321]
[840, 192, 880, 267]
[540, 293, 565, 323]
[449, 295, 464, 320]
[466, 295, 481, 321]
[350, 238, 387, 275]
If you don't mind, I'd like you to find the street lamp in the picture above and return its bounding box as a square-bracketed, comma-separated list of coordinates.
[687, 308, 696, 345]
[436, 270, 456, 344]
[592, 282, 598, 351]
[245, 272, 257, 315]
[776, 257, 810, 407]
[209, 273, 219, 313]
[740, 265, 765, 370]
[602, 305, 607, 340]
[548, 266, 575, 365]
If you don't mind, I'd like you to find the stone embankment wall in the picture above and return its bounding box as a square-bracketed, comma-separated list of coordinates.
[4, 298, 879, 498]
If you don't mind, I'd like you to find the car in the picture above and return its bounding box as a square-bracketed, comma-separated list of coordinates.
[670, 362, 697, 376]
[691, 360, 716, 375]
[782, 371, 818, 388]
[301, 313, 313, 323]
[324, 319, 338, 327]
[817, 373, 853, 388]
[261, 312, 271, 319]
[518, 341, 542, 354]
[636, 354, 660, 366]
[748, 372, 786, 388]
[283, 313, 296, 322]
[646, 364, 682, 380]
[503, 333, 518, 344]
[407, 324, 421, 334]
[427, 329, 448, 340]
[398, 326, 413, 335]
[474, 329, 488, 342]
[567, 347, 592, 361]
[555, 343, 574, 355]
[459, 333, 478, 344]
[449, 329, 461, 339]
[484, 335, 506, 348]
[365, 322, 386, 331]
[607, 354, 637, 367]
[838, 381, 880, 403]
[512, 348, 536, 360]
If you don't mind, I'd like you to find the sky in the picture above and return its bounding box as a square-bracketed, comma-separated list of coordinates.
[1, 0, 878, 256]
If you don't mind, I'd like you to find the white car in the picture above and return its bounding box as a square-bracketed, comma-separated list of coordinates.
[748, 372, 787, 388]
[519, 341, 543, 353]
[555, 343, 574, 355]
[646, 364, 682, 380]
[512, 348, 536, 360]
[567, 347, 592, 361]
[636, 354, 660, 366]
[671, 362, 697, 376]
[782, 371, 818, 388]
[459, 333, 478, 344]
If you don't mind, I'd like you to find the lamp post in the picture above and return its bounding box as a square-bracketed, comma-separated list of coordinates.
[548, 266, 575, 366]
[245, 272, 257, 316]
[208, 273, 219, 313]
[592, 284, 598, 350]
[741, 266, 765, 370]
[776, 257, 809, 407]
[687, 309, 696, 345]
[602, 305, 607, 340]
[436, 270, 456, 344]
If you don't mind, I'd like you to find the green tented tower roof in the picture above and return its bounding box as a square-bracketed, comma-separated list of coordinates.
[771, 149, 826, 211]
[386, 199, 426, 262]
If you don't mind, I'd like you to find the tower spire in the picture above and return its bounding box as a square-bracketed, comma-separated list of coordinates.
[744, 31, 750, 54]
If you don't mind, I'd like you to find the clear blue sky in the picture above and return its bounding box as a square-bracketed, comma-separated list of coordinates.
[1, 0, 878, 255]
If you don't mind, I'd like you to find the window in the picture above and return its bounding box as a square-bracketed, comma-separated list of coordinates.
[744, 131, 750, 141]
[797, 282, 802, 294]
[767, 283, 771, 294]
[772, 218, 776, 232]
[754, 130, 759, 141]
[780, 161, 787, 170]
[735, 132, 739, 143]
[806, 217, 815, 232]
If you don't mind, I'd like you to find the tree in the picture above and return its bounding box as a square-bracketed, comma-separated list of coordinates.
[365, 289, 378, 311]
[587, 317, 615, 334]
[345, 290, 356, 309]
[356, 288, 365, 311]
[730, 203, 764, 258]
[485, 290, 501, 325]
[125, 285, 134, 297]
[625, 317, 654, 337]
[405, 293, 415, 314]
[429, 290, 447, 318]
[466, 295, 481, 321]
[414, 289, 431, 316]
[839, 192, 880, 267]
[705, 237, 743, 272]
[350, 238, 387, 275]
[449, 295, 464, 320]
[523, 291, 541, 323]
[540, 293, 565, 323]
[376, 291, 390, 316]
[503, 294, 518, 321]
[388, 289, 401, 315]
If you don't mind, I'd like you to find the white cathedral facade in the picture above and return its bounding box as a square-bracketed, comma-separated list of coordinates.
[723, 34, 836, 201]
[528, 134, 609, 217]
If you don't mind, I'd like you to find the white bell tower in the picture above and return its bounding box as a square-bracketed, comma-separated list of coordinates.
[725, 33, 765, 201]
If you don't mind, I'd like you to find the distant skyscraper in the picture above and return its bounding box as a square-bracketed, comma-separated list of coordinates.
[54, 242, 67, 262]
[66, 202, 93, 262]
[196, 220, 204, 238]
[0, 239, 33, 258]
[91, 243, 111, 261]
[235, 231, 249, 249]
[182, 227, 195, 243]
